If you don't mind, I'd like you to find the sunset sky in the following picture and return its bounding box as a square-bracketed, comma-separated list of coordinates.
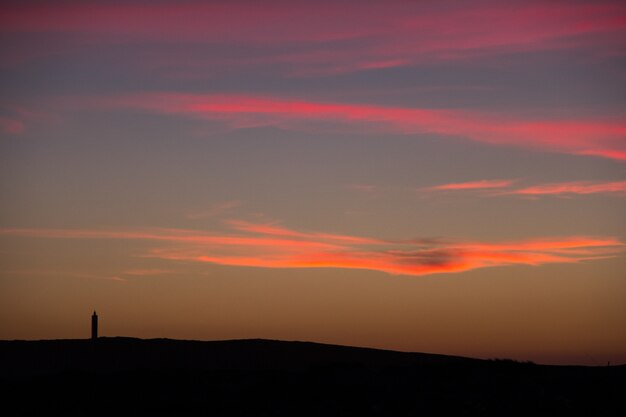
[1, 0, 625, 365]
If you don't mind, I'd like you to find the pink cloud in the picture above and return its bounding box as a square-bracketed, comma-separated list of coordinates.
[1, 222, 622, 277]
[1, 2, 624, 73]
[510, 180, 626, 196]
[0, 116, 24, 134]
[425, 179, 516, 191]
[78, 92, 626, 161]
[575, 149, 626, 162]
[422, 179, 626, 197]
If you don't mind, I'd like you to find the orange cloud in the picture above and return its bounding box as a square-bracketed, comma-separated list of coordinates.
[0, 227, 341, 251]
[227, 220, 381, 245]
[122, 269, 174, 277]
[1, 222, 622, 277]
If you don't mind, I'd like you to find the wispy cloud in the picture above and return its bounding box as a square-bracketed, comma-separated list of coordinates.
[2, 2, 624, 73]
[77, 93, 626, 161]
[575, 149, 626, 162]
[226, 220, 381, 245]
[1, 222, 622, 277]
[186, 200, 242, 220]
[424, 179, 516, 191]
[122, 268, 174, 277]
[0, 116, 23, 134]
[346, 184, 379, 194]
[509, 180, 626, 196]
[0, 268, 125, 282]
[423, 179, 626, 197]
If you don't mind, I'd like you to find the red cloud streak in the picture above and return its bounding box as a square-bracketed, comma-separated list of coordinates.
[84, 93, 626, 161]
[576, 150, 626, 162]
[511, 181, 626, 196]
[1, 223, 622, 277]
[424, 179, 626, 196]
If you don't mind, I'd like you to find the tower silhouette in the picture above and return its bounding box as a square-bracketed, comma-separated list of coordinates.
[91, 311, 98, 340]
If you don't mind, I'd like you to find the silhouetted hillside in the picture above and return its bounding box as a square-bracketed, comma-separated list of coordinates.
[1, 338, 624, 416]
[0, 337, 479, 376]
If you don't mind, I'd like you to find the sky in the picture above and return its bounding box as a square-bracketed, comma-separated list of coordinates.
[1, 0, 625, 365]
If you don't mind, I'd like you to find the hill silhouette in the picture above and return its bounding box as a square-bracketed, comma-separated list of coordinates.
[1, 338, 624, 416]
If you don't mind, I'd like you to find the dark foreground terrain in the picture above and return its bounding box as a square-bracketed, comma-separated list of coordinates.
[1, 338, 623, 416]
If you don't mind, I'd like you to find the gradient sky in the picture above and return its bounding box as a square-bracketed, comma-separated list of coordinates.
[1, 0, 625, 365]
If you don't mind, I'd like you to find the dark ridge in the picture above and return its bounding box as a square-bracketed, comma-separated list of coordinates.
[0, 337, 480, 377]
[1, 338, 624, 416]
